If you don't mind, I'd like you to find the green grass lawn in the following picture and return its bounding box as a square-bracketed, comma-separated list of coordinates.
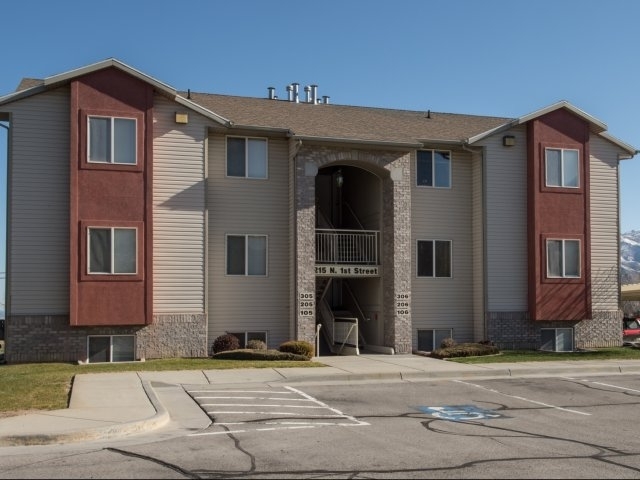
[0, 357, 322, 414]
[449, 347, 640, 363]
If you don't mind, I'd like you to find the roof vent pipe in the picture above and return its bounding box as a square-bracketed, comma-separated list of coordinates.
[322, 95, 330, 105]
[304, 85, 311, 103]
[286, 84, 293, 102]
[268, 87, 276, 100]
[292, 82, 300, 103]
[311, 84, 318, 104]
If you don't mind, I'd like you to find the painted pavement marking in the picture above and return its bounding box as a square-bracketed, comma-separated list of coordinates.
[415, 405, 503, 422]
[453, 379, 591, 416]
[187, 385, 368, 437]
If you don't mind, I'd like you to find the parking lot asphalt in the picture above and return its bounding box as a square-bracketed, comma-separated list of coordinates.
[2, 353, 640, 447]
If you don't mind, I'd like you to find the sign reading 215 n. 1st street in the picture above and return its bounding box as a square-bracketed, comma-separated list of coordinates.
[315, 265, 381, 277]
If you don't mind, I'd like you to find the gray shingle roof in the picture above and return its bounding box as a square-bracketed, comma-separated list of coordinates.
[187, 92, 513, 145]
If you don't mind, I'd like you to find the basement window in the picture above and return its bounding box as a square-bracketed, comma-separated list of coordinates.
[417, 329, 452, 352]
[540, 328, 574, 352]
[87, 335, 136, 363]
[228, 331, 267, 348]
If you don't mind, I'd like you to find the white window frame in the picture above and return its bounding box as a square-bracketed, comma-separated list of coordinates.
[546, 239, 580, 278]
[545, 148, 579, 188]
[225, 234, 268, 276]
[226, 136, 268, 179]
[417, 329, 453, 352]
[87, 115, 137, 165]
[87, 335, 136, 363]
[228, 331, 268, 348]
[540, 328, 574, 352]
[87, 227, 138, 275]
[416, 239, 452, 278]
[416, 150, 451, 188]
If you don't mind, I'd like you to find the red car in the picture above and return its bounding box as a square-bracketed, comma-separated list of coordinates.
[623, 317, 640, 344]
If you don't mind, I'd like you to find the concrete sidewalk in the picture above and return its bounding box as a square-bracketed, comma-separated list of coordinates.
[2, 354, 640, 447]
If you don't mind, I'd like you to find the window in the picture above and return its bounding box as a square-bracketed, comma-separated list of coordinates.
[88, 335, 135, 363]
[547, 239, 580, 278]
[88, 227, 137, 274]
[417, 240, 451, 277]
[228, 331, 267, 348]
[226, 234, 267, 276]
[417, 150, 451, 188]
[545, 148, 579, 188]
[88, 116, 136, 164]
[418, 329, 452, 352]
[540, 328, 573, 352]
[227, 137, 267, 178]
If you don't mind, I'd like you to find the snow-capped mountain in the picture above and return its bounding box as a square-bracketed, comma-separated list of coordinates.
[621, 230, 640, 285]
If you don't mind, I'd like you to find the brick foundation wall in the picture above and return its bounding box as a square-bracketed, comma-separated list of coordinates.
[574, 310, 623, 348]
[487, 310, 623, 350]
[5, 313, 207, 363]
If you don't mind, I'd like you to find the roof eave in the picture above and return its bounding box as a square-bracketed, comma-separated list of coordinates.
[598, 131, 638, 158]
[42, 58, 178, 97]
[174, 95, 231, 127]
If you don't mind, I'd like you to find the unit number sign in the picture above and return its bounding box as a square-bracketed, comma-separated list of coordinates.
[299, 292, 315, 317]
[396, 293, 410, 316]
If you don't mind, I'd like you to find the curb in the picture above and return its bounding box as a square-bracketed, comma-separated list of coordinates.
[0, 380, 170, 447]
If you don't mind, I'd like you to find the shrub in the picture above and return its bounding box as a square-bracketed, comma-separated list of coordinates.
[246, 339, 267, 350]
[279, 340, 314, 358]
[440, 337, 457, 348]
[211, 334, 240, 355]
[430, 342, 500, 359]
[211, 349, 310, 361]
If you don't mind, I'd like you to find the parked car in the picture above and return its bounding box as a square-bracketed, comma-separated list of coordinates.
[623, 317, 640, 345]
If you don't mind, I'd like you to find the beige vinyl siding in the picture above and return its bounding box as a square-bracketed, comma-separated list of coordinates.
[471, 148, 485, 340]
[477, 125, 528, 311]
[589, 135, 621, 310]
[411, 148, 474, 345]
[6, 87, 70, 314]
[207, 134, 290, 348]
[152, 96, 208, 313]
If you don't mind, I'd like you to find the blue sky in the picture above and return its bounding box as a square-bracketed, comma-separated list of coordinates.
[1, 0, 640, 311]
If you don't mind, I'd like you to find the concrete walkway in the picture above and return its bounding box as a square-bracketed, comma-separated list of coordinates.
[2, 354, 640, 447]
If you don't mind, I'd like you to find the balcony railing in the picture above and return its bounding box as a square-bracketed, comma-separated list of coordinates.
[316, 229, 379, 265]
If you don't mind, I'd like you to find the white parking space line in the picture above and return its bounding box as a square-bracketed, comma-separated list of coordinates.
[453, 380, 591, 416]
[563, 377, 640, 394]
[284, 386, 369, 426]
[187, 385, 368, 437]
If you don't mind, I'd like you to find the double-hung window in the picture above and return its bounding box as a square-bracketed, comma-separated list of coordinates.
[546, 239, 580, 278]
[88, 227, 137, 274]
[226, 234, 267, 276]
[227, 137, 268, 178]
[417, 150, 451, 188]
[545, 148, 579, 188]
[417, 240, 451, 278]
[88, 116, 137, 165]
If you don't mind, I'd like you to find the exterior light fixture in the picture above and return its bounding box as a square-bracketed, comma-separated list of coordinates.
[503, 135, 516, 147]
[336, 169, 344, 188]
[175, 112, 189, 124]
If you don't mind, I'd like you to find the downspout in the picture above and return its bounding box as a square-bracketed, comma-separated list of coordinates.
[462, 141, 488, 342]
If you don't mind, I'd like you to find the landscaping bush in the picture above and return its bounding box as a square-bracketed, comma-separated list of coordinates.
[211, 334, 240, 355]
[211, 349, 311, 361]
[430, 342, 499, 359]
[246, 339, 267, 350]
[279, 340, 314, 358]
[440, 337, 457, 348]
